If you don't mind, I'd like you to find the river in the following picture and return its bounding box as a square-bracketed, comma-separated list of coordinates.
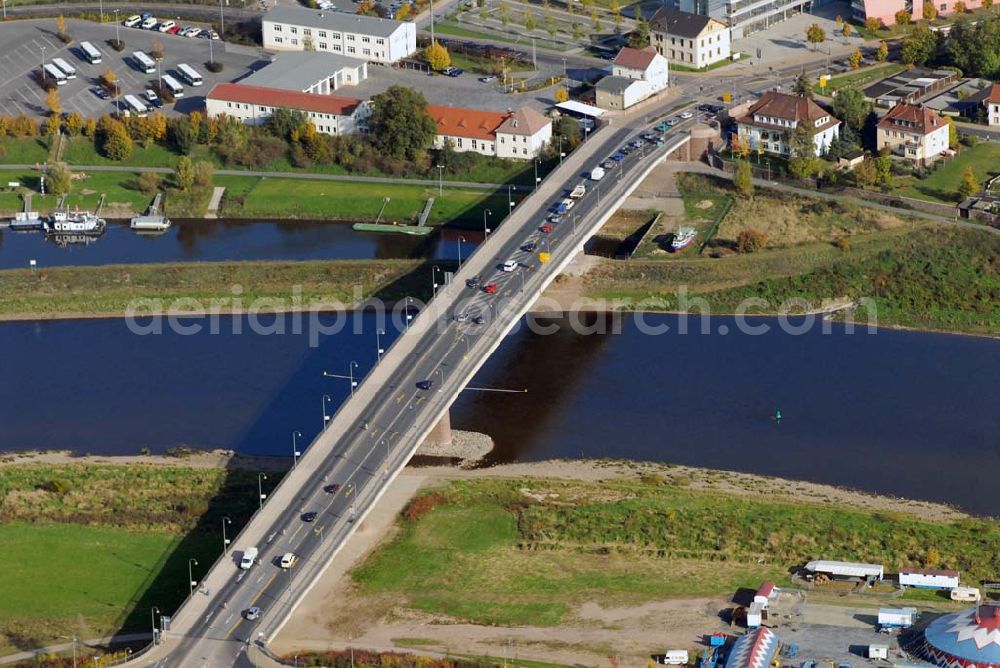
[0, 313, 997, 515]
[0, 220, 482, 268]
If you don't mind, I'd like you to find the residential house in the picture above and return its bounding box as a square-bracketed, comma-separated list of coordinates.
[984, 83, 1000, 127]
[262, 5, 416, 65]
[650, 8, 730, 69]
[427, 105, 552, 159]
[876, 102, 950, 164]
[205, 83, 370, 135]
[734, 91, 841, 157]
[596, 46, 668, 110]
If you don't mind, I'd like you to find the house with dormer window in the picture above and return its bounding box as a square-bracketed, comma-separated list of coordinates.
[734, 91, 841, 157]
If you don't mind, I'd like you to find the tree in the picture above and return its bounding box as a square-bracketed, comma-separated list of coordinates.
[267, 107, 308, 141]
[833, 86, 871, 130]
[356, 0, 374, 14]
[788, 123, 822, 179]
[806, 23, 826, 49]
[64, 111, 83, 135]
[47, 162, 73, 196]
[865, 16, 881, 33]
[954, 1, 966, 12]
[894, 9, 911, 25]
[100, 68, 117, 94]
[553, 115, 582, 148]
[45, 89, 61, 116]
[736, 228, 766, 253]
[592, 9, 602, 31]
[572, 22, 584, 40]
[396, 3, 412, 19]
[137, 171, 161, 195]
[628, 17, 650, 48]
[924, 547, 942, 568]
[901, 24, 938, 65]
[367, 85, 437, 161]
[958, 166, 979, 198]
[946, 116, 958, 148]
[194, 161, 214, 188]
[523, 9, 536, 30]
[611, 0, 622, 26]
[876, 40, 889, 62]
[424, 40, 451, 71]
[874, 152, 892, 187]
[849, 48, 863, 69]
[554, 87, 569, 103]
[56, 13, 70, 41]
[984, 0, 993, 9]
[733, 160, 754, 198]
[923, 0, 937, 18]
[853, 158, 878, 188]
[792, 72, 814, 98]
[174, 156, 195, 191]
[98, 117, 133, 160]
[42, 115, 61, 136]
[842, 22, 851, 37]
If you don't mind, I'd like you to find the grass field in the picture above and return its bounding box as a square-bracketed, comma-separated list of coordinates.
[353, 478, 999, 627]
[217, 175, 513, 224]
[0, 463, 272, 654]
[60, 137, 217, 169]
[0, 168, 153, 216]
[0, 258, 439, 317]
[892, 143, 1000, 203]
[0, 136, 51, 164]
[814, 63, 906, 95]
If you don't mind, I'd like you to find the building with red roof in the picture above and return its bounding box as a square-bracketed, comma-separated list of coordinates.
[205, 83, 370, 135]
[877, 102, 949, 164]
[984, 83, 1000, 127]
[734, 90, 841, 157]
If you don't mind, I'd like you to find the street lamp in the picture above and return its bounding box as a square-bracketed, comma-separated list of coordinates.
[533, 159, 540, 187]
[258, 472, 267, 508]
[219, 0, 225, 37]
[431, 264, 442, 295]
[39, 45, 45, 81]
[348, 361, 358, 396]
[151, 606, 160, 644]
[209, 30, 215, 65]
[113, 8, 120, 45]
[322, 394, 333, 428]
[457, 236, 466, 266]
[98, 0, 104, 24]
[482, 208, 492, 238]
[507, 184, 516, 209]
[292, 430, 302, 466]
[404, 296, 414, 330]
[375, 329, 385, 362]
[436, 165, 444, 196]
[558, 135, 565, 165]
[221, 516, 231, 552]
[188, 558, 198, 594]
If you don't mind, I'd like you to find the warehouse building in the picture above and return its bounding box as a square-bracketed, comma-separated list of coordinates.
[240, 51, 368, 95]
[899, 568, 961, 590]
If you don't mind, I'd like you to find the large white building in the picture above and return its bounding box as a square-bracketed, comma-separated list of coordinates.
[650, 8, 730, 69]
[735, 91, 841, 157]
[262, 5, 416, 65]
[876, 102, 949, 165]
[205, 83, 370, 135]
[241, 51, 368, 95]
[596, 46, 669, 110]
[427, 105, 552, 159]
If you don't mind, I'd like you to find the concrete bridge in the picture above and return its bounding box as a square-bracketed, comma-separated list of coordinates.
[136, 119, 693, 668]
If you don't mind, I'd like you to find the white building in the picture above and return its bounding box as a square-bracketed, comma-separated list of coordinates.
[650, 8, 730, 70]
[241, 51, 368, 94]
[898, 568, 960, 590]
[427, 105, 551, 159]
[876, 102, 949, 165]
[735, 91, 841, 157]
[596, 46, 668, 110]
[983, 83, 1000, 127]
[205, 83, 370, 135]
[262, 5, 416, 65]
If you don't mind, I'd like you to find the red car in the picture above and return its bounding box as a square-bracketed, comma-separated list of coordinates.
[166, 24, 181, 34]
[483, 283, 498, 294]
[540, 224, 553, 233]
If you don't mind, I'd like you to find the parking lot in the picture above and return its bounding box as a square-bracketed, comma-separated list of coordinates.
[0, 19, 264, 119]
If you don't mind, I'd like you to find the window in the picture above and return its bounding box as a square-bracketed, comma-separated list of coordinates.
[333, 32, 341, 39]
[290, 26, 298, 33]
[363, 48, 371, 55]
[303, 28, 311, 35]
[319, 30, 327, 37]
[320, 42, 327, 49]
[347, 46, 355, 53]
[457, 138, 463, 147]
[274, 24, 282, 31]
[291, 38, 298, 45]
[347, 34, 355, 40]
[227, 102, 232, 107]
[362, 36, 370, 42]
[333, 44, 342, 51]
[274, 36, 283, 43]
[522, 148, 527, 155]
[376, 38, 384, 44]
[472, 139, 478, 149]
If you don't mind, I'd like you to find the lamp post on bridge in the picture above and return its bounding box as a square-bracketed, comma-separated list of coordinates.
[221, 516, 231, 553]
[257, 472, 267, 509]
[291, 430, 302, 467]
[188, 558, 198, 594]
[322, 394, 333, 428]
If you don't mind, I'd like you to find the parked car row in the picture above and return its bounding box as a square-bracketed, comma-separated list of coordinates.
[122, 13, 218, 39]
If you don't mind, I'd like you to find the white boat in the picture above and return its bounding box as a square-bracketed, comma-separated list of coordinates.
[8, 211, 45, 230]
[130, 214, 171, 231]
[670, 226, 697, 252]
[46, 210, 106, 236]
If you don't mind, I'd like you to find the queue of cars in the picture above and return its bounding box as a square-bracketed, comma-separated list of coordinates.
[122, 12, 218, 39]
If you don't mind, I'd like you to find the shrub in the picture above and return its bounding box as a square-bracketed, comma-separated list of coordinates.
[137, 171, 161, 195]
[43, 478, 72, 496]
[107, 38, 125, 52]
[205, 60, 223, 73]
[736, 228, 767, 253]
[402, 491, 447, 522]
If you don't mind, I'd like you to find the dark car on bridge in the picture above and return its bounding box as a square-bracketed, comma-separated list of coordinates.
[521, 242, 538, 252]
[301, 511, 318, 522]
[416, 380, 434, 390]
[323, 483, 341, 494]
[465, 277, 480, 289]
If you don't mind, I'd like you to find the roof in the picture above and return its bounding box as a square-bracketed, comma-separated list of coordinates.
[878, 103, 946, 135]
[427, 104, 507, 141]
[805, 560, 884, 577]
[555, 100, 606, 118]
[984, 83, 1000, 105]
[756, 582, 775, 598]
[650, 7, 723, 38]
[596, 75, 644, 93]
[207, 83, 363, 116]
[240, 51, 364, 92]
[613, 46, 659, 71]
[738, 91, 840, 134]
[496, 106, 551, 136]
[900, 568, 961, 578]
[262, 5, 406, 38]
[922, 604, 1000, 666]
[725, 627, 780, 668]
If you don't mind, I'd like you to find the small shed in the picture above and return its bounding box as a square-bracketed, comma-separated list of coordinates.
[868, 644, 889, 660]
[838, 150, 864, 170]
[754, 582, 775, 608]
[746, 601, 765, 628]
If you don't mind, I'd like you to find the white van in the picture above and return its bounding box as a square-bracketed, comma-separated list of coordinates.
[141, 16, 158, 29]
[239, 547, 259, 570]
[123, 14, 141, 27]
[280, 552, 297, 569]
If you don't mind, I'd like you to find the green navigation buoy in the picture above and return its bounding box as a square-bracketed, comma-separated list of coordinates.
[774, 409, 782, 422]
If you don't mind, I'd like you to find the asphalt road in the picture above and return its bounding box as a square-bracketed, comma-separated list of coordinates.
[141, 101, 694, 668]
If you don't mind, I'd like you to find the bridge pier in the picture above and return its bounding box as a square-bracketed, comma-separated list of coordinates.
[422, 410, 453, 446]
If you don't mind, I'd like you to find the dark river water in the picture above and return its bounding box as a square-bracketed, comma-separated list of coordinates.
[0, 220, 481, 268]
[1, 313, 997, 515]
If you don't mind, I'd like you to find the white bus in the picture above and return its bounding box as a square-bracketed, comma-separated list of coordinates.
[43, 63, 67, 86]
[51, 57, 77, 79]
[133, 51, 156, 74]
[176, 63, 203, 87]
[123, 94, 149, 117]
[160, 74, 184, 98]
[80, 41, 103, 64]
